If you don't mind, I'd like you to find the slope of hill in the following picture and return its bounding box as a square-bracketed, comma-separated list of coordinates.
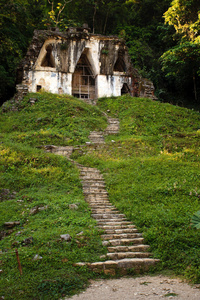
[0, 92, 200, 299]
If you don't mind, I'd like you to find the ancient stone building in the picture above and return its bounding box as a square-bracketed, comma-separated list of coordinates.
[17, 26, 156, 100]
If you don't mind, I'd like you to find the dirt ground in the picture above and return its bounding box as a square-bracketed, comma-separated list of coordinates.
[69, 275, 200, 300]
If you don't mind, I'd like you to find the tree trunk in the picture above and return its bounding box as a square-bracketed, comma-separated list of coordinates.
[103, 10, 109, 34]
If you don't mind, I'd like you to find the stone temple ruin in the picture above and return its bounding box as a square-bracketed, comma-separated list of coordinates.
[16, 25, 156, 101]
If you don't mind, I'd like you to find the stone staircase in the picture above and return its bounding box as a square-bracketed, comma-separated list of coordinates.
[75, 166, 159, 275]
[88, 131, 105, 144]
[105, 118, 120, 135]
[45, 108, 159, 275]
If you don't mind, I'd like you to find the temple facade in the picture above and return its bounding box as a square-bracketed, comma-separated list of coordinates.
[17, 26, 156, 100]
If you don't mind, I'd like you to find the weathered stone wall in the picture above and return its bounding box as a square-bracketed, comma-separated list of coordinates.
[17, 28, 156, 100]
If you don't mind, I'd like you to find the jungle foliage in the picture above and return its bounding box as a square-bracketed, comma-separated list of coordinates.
[0, 0, 200, 106]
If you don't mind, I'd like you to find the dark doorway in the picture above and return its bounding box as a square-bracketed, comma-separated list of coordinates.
[72, 52, 95, 99]
[114, 57, 126, 72]
[121, 83, 130, 95]
[41, 45, 55, 68]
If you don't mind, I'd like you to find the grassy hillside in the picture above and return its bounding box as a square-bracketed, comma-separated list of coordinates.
[0, 93, 107, 300]
[75, 96, 200, 281]
[1, 92, 200, 299]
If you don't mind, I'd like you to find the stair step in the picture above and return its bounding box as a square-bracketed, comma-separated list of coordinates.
[83, 191, 108, 195]
[101, 233, 142, 240]
[82, 183, 106, 187]
[75, 258, 159, 275]
[106, 252, 151, 260]
[102, 237, 144, 246]
[91, 213, 125, 219]
[107, 245, 150, 253]
[96, 219, 127, 224]
[91, 209, 119, 213]
[83, 189, 107, 194]
[97, 221, 132, 225]
[98, 224, 136, 229]
[104, 228, 139, 234]
[79, 167, 100, 172]
[87, 201, 110, 204]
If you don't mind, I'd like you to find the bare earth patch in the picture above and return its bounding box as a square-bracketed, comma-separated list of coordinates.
[69, 275, 200, 299]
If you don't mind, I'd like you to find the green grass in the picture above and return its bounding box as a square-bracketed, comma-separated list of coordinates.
[0, 93, 108, 299]
[75, 95, 200, 282]
[0, 92, 107, 147]
[1, 93, 200, 299]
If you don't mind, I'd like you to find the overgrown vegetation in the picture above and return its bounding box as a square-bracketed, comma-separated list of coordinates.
[75, 95, 200, 283]
[1, 93, 200, 299]
[0, 93, 107, 299]
[1, 92, 107, 146]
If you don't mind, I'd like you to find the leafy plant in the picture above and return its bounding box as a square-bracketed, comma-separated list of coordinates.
[191, 211, 200, 229]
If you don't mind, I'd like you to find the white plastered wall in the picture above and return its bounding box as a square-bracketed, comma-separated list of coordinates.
[26, 37, 131, 98]
[28, 71, 72, 95]
[97, 75, 131, 98]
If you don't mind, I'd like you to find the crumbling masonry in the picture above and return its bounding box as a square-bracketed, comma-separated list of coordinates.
[16, 26, 156, 100]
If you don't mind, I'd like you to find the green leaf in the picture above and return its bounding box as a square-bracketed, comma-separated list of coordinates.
[191, 210, 200, 229]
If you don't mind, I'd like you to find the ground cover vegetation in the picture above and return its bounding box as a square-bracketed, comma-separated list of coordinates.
[1, 92, 200, 298]
[0, 0, 199, 106]
[0, 93, 108, 299]
[74, 95, 200, 283]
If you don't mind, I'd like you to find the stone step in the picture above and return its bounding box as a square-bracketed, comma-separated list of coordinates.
[82, 183, 106, 187]
[106, 252, 151, 260]
[107, 128, 119, 131]
[98, 223, 135, 229]
[84, 193, 108, 197]
[108, 118, 119, 123]
[81, 176, 104, 180]
[83, 189, 107, 193]
[107, 245, 150, 253]
[89, 134, 104, 137]
[95, 219, 131, 226]
[89, 140, 105, 144]
[88, 135, 104, 139]
[83, 188, 107, 192]
[89, 131, 103, 135]
[88, 137, 104, 140]
[81, 179, 105, 184]
[90, 204, 115, 207]
[83, 191, 108, 196]
[96, 219, 127, 224]
[88, 203, 111, 206]
[75, 258, 159, 275]
[102, 238, 144, 247]
[106, 126, 119, 129]
[91, 209, 119, 213]
[104, 228, 139, 234]
[91, 213, 125, 219]
[106, 130, 119, 134]
[80, 174, 103, 178]
[89, 134, 104, 138]
[86, 198, 110, 202]
[79, 167, 100, 172]
[101, 233, 142, 240]
[87, 200, 110, 204]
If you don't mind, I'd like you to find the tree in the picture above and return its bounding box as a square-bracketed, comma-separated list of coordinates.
[0, 0, 45, 104]
[43, 0, 75, 30]
[161, 0, 200, 102]
[163, 0, 200, 42]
